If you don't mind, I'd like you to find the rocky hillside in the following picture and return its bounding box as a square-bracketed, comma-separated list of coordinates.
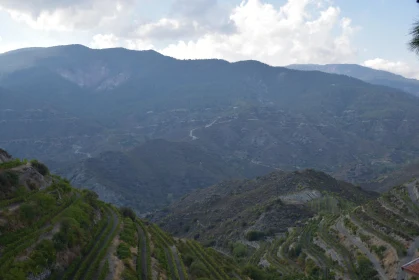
[2, 45, 419, 189]
[157, 170, 419, 280]
[155, 170, 377, 247]
[61, 139, 272, 213]
[1, 152, 293, 280]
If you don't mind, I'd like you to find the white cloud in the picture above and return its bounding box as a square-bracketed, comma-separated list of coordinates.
[91, 34, 121, 49]
[91, 33, 154, 51]
[158, 0, 359, 65]
[135, 18, 199, 40]
[363, 58, 419, 79]
[0, 0, 134, 31]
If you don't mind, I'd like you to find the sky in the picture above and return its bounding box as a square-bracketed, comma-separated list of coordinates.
[1, 0, 419, 78]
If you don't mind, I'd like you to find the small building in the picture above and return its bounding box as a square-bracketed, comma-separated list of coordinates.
[402, 258, 419, 277]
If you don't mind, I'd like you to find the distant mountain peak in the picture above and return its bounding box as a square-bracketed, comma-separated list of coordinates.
[288, 63, 419, 96]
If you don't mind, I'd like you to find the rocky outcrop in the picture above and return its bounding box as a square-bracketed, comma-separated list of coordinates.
[12, 164, 52, 190]
[0, 149, 12, 163]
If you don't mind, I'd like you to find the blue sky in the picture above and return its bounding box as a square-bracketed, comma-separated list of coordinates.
[0, 0, 419, 78]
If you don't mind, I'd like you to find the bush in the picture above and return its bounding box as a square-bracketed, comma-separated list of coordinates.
[242, 265, 282, 280]
[30, 160, 49, 176]
[0, 171, 19, 187]
[53, 218, 83, 251]
[120, 207, 136, 221]
[356, 255, 379, 280]
[190, 261, 210, 278]
[232, 243, 248, 258]
[120, 218, 137, 247]
[245, 230, 266, 241]
[117, 243, 131, 259]
[181, 253, 195, 266]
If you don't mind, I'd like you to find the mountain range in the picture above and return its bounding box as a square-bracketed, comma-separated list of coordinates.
[2, 45, 419, 211]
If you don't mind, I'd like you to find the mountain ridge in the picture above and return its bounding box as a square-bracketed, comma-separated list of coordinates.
[288, 63, 419, 96]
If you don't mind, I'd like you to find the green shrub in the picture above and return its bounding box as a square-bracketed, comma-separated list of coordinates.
[120, 218, 137, 247]
[0, 159, 27, 170]
[245, 230, 266, 241]
[0, 171, 19, 187]
[232, 243, 248, 258]
[120, 207, 136, 221]
[356, 255, 379, 280]
[30, 160, 49, 176]
[190, 261, 210, 278]
[117, 243, 131, 259]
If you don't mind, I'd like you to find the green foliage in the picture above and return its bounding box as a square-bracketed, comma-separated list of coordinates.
[0, 158, 27, 169]
[242, 265, 282, 280]
[53, 218, 83, 251]
[356, 255, 379, 280]
[122, 268, 137, 280]
[0, 171, 19, 186]
[19, 203, 39, 222]
[26, 240, 57, 274]
[120, 218, 137, 247]
[245, 230, 266, 241]
[410, 19, 419, 54]
[190, 261, 210, 278]
[98, 260, 110, 280]
[232, 242, 248, 258]
[117, 243, 132, 259]
[30, 160, 49, 176]
[304, 259, 321, 278]
[371, 245, 387, 259]
[120, 207, 136, 221]
[359, 233, 371, 243]
[71, 207, 119, 280]
[344, 217, 358, 234]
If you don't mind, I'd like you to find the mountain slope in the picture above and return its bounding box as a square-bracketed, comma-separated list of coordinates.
[3, 45, 419, 188]
[63, 139, 272, 213]
[155, 169, 377, 247]
[157, 169, 419, 279]
[288, 63, 419, 97]
[0, 152, 260, 280]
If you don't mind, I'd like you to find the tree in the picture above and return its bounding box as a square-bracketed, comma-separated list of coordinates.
[410, 20, 419, 54]
[410, 1, 419, 53]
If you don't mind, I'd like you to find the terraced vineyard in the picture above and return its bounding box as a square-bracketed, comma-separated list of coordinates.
[0, 153, 254, 280]
[2, 151, 419, 279]
[251, 181, 419, 279]
[159, 169, 419, 280]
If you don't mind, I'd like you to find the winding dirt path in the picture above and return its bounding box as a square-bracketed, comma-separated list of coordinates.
[137, 225, 148, 280]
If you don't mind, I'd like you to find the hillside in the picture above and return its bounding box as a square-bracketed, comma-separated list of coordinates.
[61, 139, 272, 213]
[1, 151, 289, 280]
[157, 170, 419, 279]
[288, 63, 419, 97]
[155, 170, 377, 246]
[2, 45, 419, 189]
